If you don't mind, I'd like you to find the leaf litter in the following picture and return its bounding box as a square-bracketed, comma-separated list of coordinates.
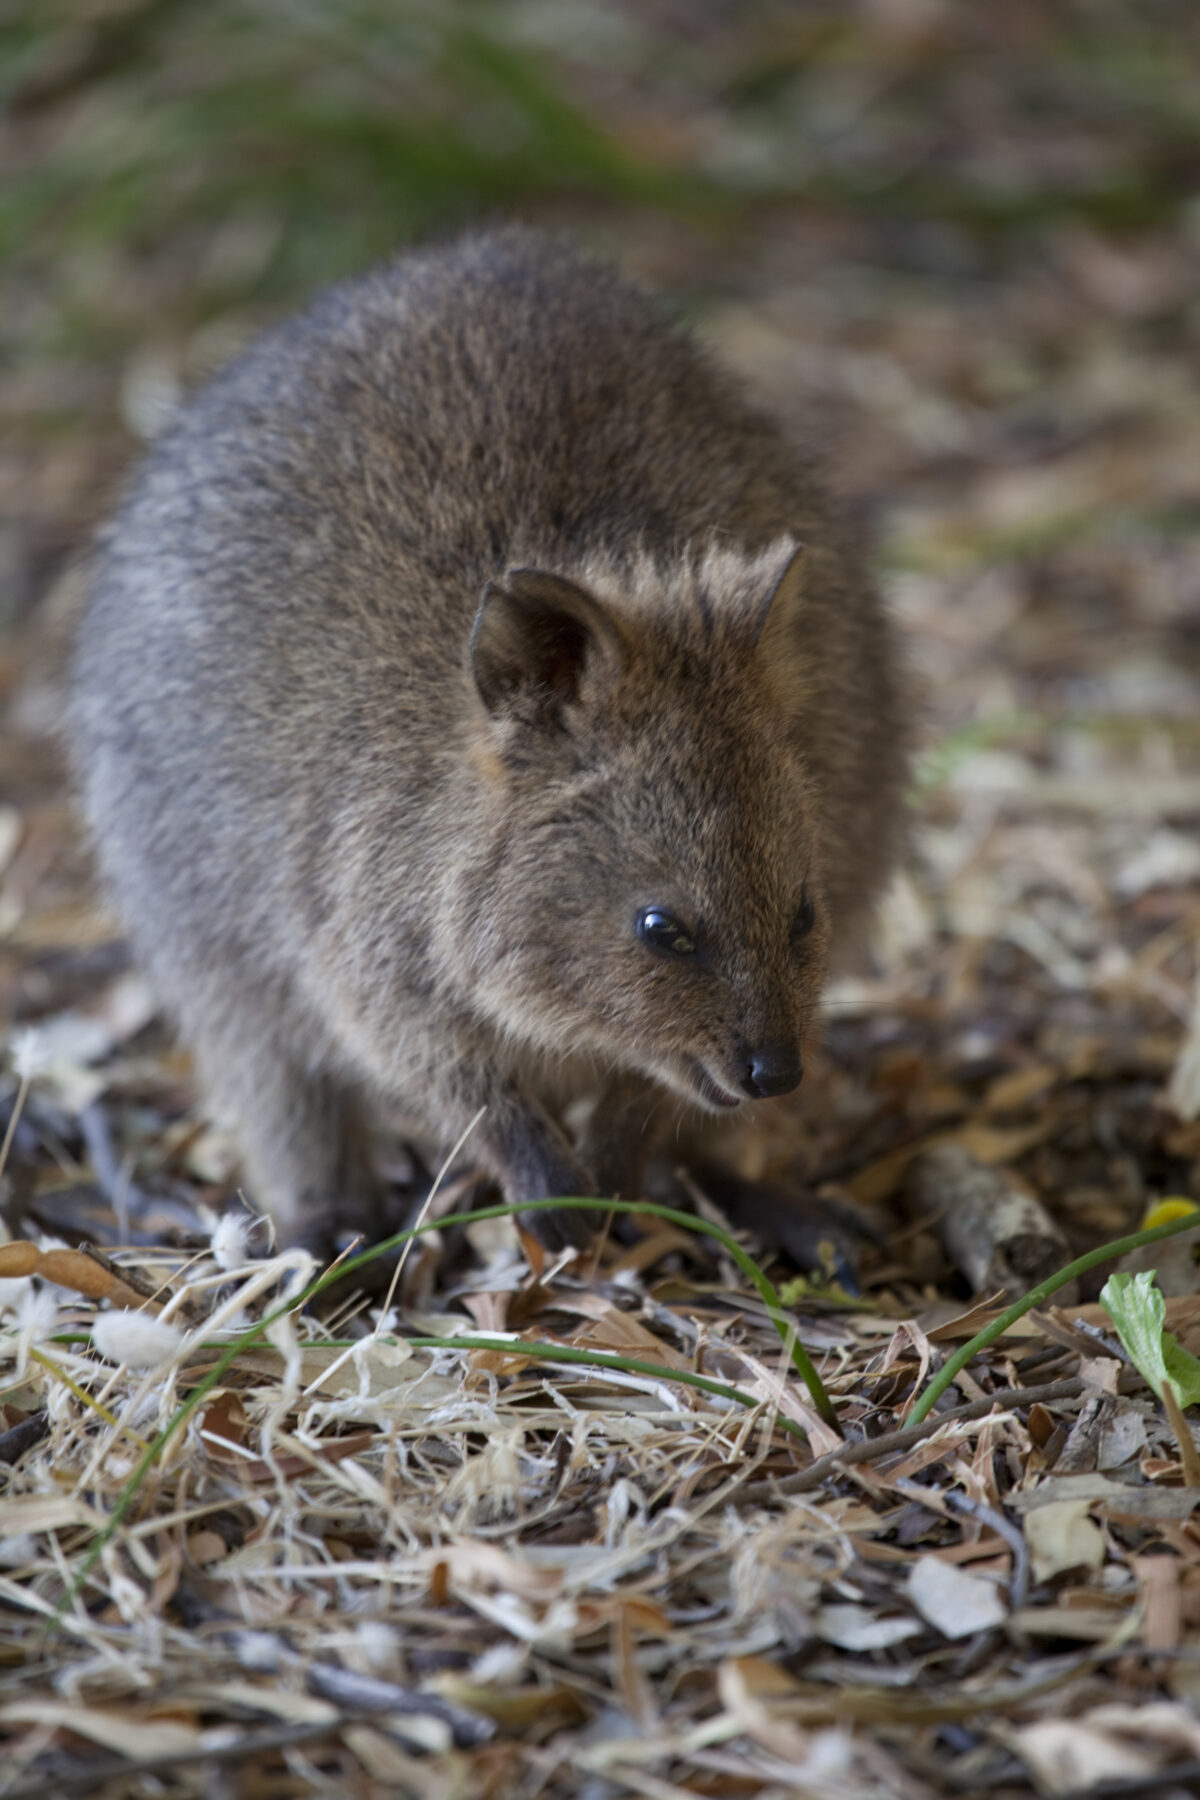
[4, 5, 1200, 1796]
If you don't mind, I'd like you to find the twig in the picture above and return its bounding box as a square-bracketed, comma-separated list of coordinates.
[735, 1373, 1142, 1502]
[945, 1488, 1030, 1610]
[376, 1106, 485, 1323]
[306, 1661, 493, 1743]
[1060, 1763, 1200, 1800]
[0, 1073, 31, 1186]
[0, 1715, 374, 1800]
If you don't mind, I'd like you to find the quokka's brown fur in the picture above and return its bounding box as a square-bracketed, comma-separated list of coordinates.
[71, 227, 907, 1253]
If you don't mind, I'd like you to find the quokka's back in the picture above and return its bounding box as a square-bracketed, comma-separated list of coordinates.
[71, 227, 906, 1255]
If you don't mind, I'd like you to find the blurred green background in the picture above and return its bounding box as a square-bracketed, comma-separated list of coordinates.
[3, 0, 1200, 642]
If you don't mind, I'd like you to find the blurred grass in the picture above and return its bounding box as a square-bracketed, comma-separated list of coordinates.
[0, 0, 719, 364]
[3, 0, 1200, 641]
[4, 0, 1200, 367]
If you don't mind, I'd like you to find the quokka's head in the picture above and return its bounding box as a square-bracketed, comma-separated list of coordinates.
[453, 539, 836, 1114]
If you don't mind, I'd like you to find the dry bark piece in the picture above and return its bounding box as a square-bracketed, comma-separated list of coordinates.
[0, 1410, 48, 1465]
[909, 1143, 1076, 1303]
[1055, 1394, 1112, 1474]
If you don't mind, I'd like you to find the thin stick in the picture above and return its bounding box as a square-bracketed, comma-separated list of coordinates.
[735, 1372, 1145, 1502]
[375, 1105, 486, 1325]
[0, 1072, 30, 1185]
[0, 1716, 377, 1800]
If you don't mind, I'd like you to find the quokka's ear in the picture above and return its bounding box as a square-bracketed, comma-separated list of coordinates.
[751, 543, 806, 656]
[470, 568, 624, 726]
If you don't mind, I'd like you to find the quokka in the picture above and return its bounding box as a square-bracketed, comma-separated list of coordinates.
[71, 228, 906, 1257]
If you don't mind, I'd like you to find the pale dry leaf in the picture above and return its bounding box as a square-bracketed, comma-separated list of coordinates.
[1085, 1700, 1200, 1759]
[1097, 1403, 1149, 1470]
[343, 1725, 435, 1784]
[906, 1554, 1007, 1638]
[196, 1682, 338, 1726]
[815, 1603, 922, 1651]
[1006, 1719, 1156, 1795]
[1078, 1355, 1121, 1395]
[1024, 1499, 1106, 1583]
[0, 1495, 107, 1535]
[0, 1701, 201, 1759]
[437, 1540, 565, 1604]
[716, 1655, 845, 1768]
[1116, 828, 1200, 897]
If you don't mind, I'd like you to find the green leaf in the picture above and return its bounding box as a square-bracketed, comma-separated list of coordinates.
[1100, 1269, 1200, 1410]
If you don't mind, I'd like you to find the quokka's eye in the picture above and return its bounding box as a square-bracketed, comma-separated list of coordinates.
[637, 908, 697, 957]
[790, 892, 816, 946]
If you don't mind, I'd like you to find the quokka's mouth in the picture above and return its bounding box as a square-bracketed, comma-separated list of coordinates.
[686, 1059, 743, 1111]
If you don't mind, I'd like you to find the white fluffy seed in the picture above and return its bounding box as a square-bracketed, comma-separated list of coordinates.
[0, 1276, 32, 1316]
[354, 1620, 400, 1674]
[207, 1207, 255, 1272]
[16, 1284, 59, 1342]
[9, 1026, 52, 1081]
[0, 1534, 39, 1569]
[92, 1309, 185, 1368]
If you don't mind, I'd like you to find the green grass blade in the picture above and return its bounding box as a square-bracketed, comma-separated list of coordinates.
[905, 1211, 1200, 1425]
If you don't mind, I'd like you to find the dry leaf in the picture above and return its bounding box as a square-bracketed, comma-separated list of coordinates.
[1024, 1500, 1106, 1583]
[906, 1555, 1007, 1638]
[1006, 1719, 1157, 1794]
[816, 1604, 922, 1651]
[0, 1701, 201, 1759]
[0, 1242, 150, 1308]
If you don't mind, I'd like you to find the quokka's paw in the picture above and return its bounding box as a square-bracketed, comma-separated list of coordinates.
[517, 1200, 596, 1254]
[286, 1181, 418, 1299]
[672, 1164, 880, 1295]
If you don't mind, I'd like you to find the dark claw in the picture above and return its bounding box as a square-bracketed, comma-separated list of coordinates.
[518, 1201, 595, 1252]
[767, 1211, 862, 1294]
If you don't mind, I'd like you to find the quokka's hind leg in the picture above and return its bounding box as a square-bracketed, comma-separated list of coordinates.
[189, 1018, 387, 1258]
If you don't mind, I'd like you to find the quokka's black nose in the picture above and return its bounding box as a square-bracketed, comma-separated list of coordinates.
[740, 1044, 804, 1099]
